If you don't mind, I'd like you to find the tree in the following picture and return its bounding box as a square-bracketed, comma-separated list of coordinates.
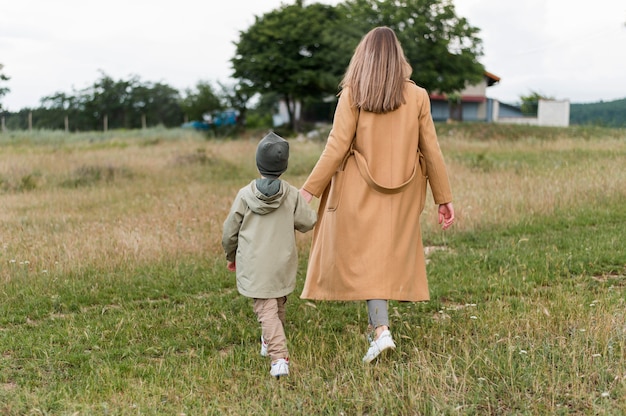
[520, 91, 553, 116]
[217, 81, 254, 128]
[339, 0, 485, 95]
[0, 63, 10, 112]
[231, 1, 350, 131]
[132, 81, 183, 127]
[180, 81, 222, 122]
[79, 72, 137, 129]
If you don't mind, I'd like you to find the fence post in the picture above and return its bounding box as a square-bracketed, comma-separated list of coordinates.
[28, 112, 33, 131]
[65, 115, 69, 132]
[1, 116, 5, 132]
[103, 115, 108, 132]
[142, 114, 146, 129]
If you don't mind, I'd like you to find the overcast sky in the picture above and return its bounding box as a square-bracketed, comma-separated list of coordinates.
[1, 0, 625, 111]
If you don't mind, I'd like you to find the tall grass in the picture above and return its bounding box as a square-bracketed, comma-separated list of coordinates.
[0, 126, 625, 414]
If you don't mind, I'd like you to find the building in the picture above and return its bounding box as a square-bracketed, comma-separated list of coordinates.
[430, 71, 570, 127]
[430, 71, 501, 123]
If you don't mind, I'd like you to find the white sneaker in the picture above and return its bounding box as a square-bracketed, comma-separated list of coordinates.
[363, 330, 396, 363]
[270, 358, 289, 379]
[260, 336, 268, 357]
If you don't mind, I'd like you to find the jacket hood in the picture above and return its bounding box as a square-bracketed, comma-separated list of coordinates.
[242, 180, 288, 215]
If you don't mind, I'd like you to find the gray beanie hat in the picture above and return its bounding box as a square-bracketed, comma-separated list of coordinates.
[256, 131, 289, 178]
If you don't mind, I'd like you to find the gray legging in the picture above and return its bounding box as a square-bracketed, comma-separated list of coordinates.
[367, 299, 389, 329]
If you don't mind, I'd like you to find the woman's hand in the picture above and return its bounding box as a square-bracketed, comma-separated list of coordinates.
[438, 202, 455, 230]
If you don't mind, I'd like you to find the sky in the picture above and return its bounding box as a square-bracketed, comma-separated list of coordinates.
[1, 0, 625, 112]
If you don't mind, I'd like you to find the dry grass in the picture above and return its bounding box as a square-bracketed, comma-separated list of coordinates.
[3, 129, 626, 281]
[0, 132, 324, 280]
[422, 135, 626, 234]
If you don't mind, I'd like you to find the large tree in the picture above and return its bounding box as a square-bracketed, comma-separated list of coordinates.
[231, 0, 350, 131]
[340, 0, 485, 94]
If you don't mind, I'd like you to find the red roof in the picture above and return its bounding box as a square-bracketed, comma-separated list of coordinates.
[484, 71, 501, 87]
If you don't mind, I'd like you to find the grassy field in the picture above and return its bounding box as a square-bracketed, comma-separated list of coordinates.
[1, 125, 625, 415]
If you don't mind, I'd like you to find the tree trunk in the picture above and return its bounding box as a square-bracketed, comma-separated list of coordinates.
[284, 95, 296, 132]
[449, 101, 463, 122]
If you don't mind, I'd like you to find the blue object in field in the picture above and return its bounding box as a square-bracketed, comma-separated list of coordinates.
[211, 110, 239, 127]
[182, 110, 239, 130]
[181, 121, 210, 130]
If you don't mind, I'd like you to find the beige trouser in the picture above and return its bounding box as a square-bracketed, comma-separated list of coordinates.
[253, 296, 288, 361]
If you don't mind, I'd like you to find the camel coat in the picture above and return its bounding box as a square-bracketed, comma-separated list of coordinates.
[300, 81, 452, 302]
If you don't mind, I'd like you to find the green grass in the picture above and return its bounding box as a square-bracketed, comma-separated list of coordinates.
[1, 125, 625, 414]
[1, 203, 624, 414]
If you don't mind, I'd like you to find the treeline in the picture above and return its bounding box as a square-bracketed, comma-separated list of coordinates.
[1, 72, 259, 132]
[570, 98, 626, 128]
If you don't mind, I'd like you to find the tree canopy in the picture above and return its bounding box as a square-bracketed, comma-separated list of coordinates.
[231, 1, 351, 131]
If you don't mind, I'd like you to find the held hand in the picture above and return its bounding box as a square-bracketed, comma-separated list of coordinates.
[227, 261, 236, 272]
[299, 188, 313, 203]
[438, 202, 455, 230]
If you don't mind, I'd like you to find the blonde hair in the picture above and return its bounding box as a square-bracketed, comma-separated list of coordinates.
[340, 26, 413, 114]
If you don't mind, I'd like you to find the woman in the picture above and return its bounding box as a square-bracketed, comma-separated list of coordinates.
[299, 26, 455, 363]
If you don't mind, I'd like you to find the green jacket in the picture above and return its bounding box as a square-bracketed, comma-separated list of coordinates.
[222, 179, 317, 298]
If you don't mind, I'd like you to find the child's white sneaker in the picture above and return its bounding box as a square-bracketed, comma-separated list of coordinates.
[270, 358, 289, 379]
[260, 336, 268, 357]
[363, 329, 396, 363]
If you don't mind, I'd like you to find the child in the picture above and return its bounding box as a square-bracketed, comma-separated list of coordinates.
[222, 131, 317, 379]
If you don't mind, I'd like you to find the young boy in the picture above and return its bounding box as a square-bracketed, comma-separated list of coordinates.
[222, 131, 317, 379]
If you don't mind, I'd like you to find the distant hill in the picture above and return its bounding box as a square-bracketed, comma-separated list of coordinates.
[570, 98, 626, 128]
